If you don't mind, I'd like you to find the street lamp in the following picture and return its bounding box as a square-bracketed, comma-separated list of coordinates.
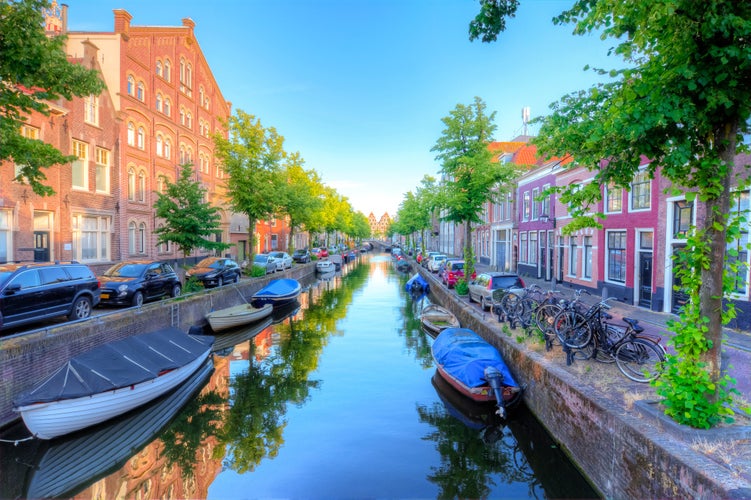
[539, 213, 556, 228]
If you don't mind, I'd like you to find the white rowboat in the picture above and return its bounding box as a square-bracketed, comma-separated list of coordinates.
[206, 303, 273, 332]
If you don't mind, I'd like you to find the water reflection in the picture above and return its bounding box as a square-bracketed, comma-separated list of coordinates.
[0, 255, 598, 499]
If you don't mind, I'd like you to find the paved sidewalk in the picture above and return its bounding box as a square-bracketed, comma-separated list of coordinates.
[470, 261, 750, 398]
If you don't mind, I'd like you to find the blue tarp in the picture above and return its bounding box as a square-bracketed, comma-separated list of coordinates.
[251, 278, 301, 306]
[405, 273, 430, 294]
[431, 327, 518, 389]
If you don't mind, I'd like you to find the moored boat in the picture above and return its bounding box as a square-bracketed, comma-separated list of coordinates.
[421, 303, 460, 337]
[206, 303, 273, 332]
[431, 327, 522, 418]
[405, 273, 430, 295]
[13, 328, 214, 440]
[251, 278, 302, 307]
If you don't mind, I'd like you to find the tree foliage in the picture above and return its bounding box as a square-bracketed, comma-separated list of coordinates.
[432, 97, 519, 279]
[278, 152, 324, 253]
[153, 163, 230, 263]
[0, 0, 105, 196]
[214, 110, 286, 261]
[523, 0, 751, 428]
[468, 0, 520, 43]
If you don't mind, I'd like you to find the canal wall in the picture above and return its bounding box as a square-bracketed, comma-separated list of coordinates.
[418, 265, 751, 499]
[0, 265, 316, 429]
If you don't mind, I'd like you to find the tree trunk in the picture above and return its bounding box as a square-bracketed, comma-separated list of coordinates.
[247, 216, 257, 261]
[464, 221, 474, 279]
[288, 223, 296, 254]
[698, 124, 737, 399]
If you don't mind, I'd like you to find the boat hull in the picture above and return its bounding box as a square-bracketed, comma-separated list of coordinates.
[421, 304, 460, 337]
[251, 278, 301, 307]
[206, 303, 273, 332]
[15, 347, 211, 440]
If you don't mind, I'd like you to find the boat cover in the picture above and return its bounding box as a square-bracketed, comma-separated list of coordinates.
[252, 278, 301, 300]
[405, 273, 430, 294]
[431, 327, 518, 389]
[14, 328, 214, 407]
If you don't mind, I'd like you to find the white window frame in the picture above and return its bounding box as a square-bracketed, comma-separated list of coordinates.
[95, 147, 110, 194]
[71, 139, 88, 190]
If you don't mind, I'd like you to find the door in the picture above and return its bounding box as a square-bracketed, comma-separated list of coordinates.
[671, 244, 690, 313]
[638, 252, 653, 308]
[34, 231, 50, 262]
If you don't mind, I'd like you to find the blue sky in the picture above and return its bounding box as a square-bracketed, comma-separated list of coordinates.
[66, 0, 616, 218]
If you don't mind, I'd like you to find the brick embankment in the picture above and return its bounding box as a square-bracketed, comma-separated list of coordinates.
[414, 262, 751, 499]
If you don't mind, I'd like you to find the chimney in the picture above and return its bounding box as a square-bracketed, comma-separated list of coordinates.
[114, 9, 132, 35]
[61, 3, 68, 33]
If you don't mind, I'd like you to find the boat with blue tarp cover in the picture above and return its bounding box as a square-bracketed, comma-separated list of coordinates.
[405, 273, 429, 295]
[251, 278, 301, 307]
[13, 328, 214, 440]
[431, 327, 522, 418]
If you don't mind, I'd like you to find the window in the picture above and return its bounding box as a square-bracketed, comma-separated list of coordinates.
[607, 231, 627, 283]
[71, 214, 110, 261]
[522, 191, 530, 221]
[630, 170, 651, 210]
[531, 188, 539, 220]
[186, 112, 192, 129]
[15, 126, 39, 181]
[95, 147, 110, 193]
[569, 236, 578, 276]
[127, 75, 134, 96]
[199, 86, 205, 106]
[0, 210, 11, 262]
[138, 170, 146, 202]
[155, 60, 162, 77]
[127, 122, 135, 146]
[529, 231, 538, 264]
[164, 98, 171, 116]
[180, 145, 186, 164]
[137, 126, 145, 150]
[128, 168, 136, 200]
[180, 107, 185, 126]
[540, 184, 550, 218]
[519, 232, 528, 264]
[157, 224, 171, 253]
[71, 139, 88, 189]
[138, 222, 147, 253]
[164, 59, 171, 81]
[156, 134, 163, 157]
[156, 93, 163, 113]
[673, 200, 694, 237]
[727, 191, 750, 294]
[606, 184, 622, 213]
[583, 236, 593, 279]
[128, 221, 136, 254]
[84, 94, 98, 125]
[136, 82, 144, 101]
[164, 138, 171, 159]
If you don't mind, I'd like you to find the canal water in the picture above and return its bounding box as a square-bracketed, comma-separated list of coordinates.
[0, 254, 599, 499]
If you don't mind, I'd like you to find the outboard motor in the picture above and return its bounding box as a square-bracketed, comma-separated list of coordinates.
[484, 366, 507, 419]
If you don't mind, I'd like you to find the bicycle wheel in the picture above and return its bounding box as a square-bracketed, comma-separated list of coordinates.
[535, 303, 562, 332]
[592, 325, 622, 363]
[615, 338, 665, 382]
[516, 298, 539, 329]
[553, 309, 593, 349]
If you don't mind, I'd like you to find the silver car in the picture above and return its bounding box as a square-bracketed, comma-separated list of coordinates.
[467, 272, 525, 310]
[270, 251, 293, 271]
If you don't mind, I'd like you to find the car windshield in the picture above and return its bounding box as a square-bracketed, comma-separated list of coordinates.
[452, 263, 464, 271]
[271, 252, 284, 258]
[104, 263, 147, 278]
[254, 255, 269, 263]
[197, 258, 221, 269]
[293, 250, 305, 255]
[0, 270, 15, 287]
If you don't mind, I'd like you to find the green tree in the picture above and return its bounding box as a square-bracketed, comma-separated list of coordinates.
[431, 97, 519, 279]
[214, 110, 286, 263]
[468, 0, 520, 43]
[349, 211, 372, 244]
[0, 0, 105, 196]
[478, 1, 751, 427]
[153, 163, 230, 265]
[279, 152, 324, 253]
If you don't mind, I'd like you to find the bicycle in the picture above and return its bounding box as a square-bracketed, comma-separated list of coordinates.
[552, 289, 602, 350]
[502, 284, 544, 329]
[595, 317, 666, 382]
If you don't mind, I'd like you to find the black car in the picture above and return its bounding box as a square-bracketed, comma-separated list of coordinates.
[98, 260, 181, 307]
[292, 249, 311, 263]
[0, 262, 100, 331]
[186, 257, 241, 287]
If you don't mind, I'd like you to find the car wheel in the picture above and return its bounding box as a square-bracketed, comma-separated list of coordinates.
[234, 273, 240, 284]
[481, 296, 489, 311]
[217, 277, 224, 287]
[132, 291, 145, 307]
[171, 284, 182, 297]
[69, 296, 92, 320]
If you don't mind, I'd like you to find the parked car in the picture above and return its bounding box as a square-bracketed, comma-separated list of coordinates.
[422, 251, 440, 268]
[186, 257, 241, 288]
[254, 253, 277, 274]
[270, 251, 293, 271]
[440, 259, 466, 289]
[292, 248, 311, 263]
[427, 254, 448, 273]
[467, 272, 526, 310]
[0, 262, 100, 331]
[98, 260, 181, 307]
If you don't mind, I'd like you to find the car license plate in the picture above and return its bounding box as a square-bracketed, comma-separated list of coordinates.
[100, 293, 109, 299]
